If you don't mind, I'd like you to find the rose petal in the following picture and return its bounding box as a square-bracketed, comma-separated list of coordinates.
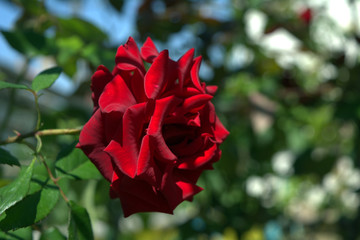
[190, 56, 204, 92]
[177, 48, 194, 90]
[182, 94, 213, 113]
[148, 96, 182, 161]
[144, 50, 169, 99]
[205, 85, 218, 96]
[99, 75, 137, 113]
[140, 37, 159, 63]
[176, 181, 203, 201]
[110, 172, 173, 217]
[91, 65, 113, 111]
[130, 69, 147, 103]
[137, 135, 162, 186]
[177, 143, 218, 170]
[105, 103, 146, 178]
[115, 36, 145, 74]
[77, 109, 113, 181]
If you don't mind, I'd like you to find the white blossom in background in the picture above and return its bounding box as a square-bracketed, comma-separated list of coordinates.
[244, 9, 267, 43]
[271, 151, 295, 176]
[246, 176, 267, 198]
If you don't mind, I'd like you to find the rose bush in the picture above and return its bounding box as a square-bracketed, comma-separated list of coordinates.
[77, 37, 229, 217]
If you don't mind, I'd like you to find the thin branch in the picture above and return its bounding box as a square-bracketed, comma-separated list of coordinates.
[0, 127, 82, 145]
[38, 153, 69, 203]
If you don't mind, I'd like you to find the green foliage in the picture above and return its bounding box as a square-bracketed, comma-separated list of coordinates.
[0, 82, 28, 90]
[68, 201, 94, 240]
[0, 227, 32, 240]
[0, 159, 35, 216]
[40, 227, 66, 240]
[1, 29, 46, 57]
[55, 144, 101, 180]
[31, 66, 62, 92]
[0, 148, 20, 167]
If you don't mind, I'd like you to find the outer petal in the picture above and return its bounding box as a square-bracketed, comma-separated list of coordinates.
[161, 166, 203, 209]
[140, 37, 159, 63]
[77, 109, 113, 181]
[115, 37, 145, 74]
[177, 48, 194, 90]
[189, 56, 204, 92]
[99, 75, 137, 113]
[144, 50, 169, 99]
[205, 85, 218, 96]
[91, 65, 113, 111]
[110, 172, 173, 217]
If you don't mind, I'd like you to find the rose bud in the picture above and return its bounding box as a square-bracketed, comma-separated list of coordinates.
[77, 37, 229, 217]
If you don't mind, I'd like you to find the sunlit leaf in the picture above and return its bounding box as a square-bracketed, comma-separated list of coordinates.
[0, 162, 60, 231]
[31, 66, 62, 92]
[56, 144, 101, 180]
[68, 201, 94, 240]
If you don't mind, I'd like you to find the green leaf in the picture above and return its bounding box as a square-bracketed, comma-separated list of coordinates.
[56, 144, 101, 180]
[0, 159, 35, 215]
[0, 148, 20, 166]
[68, 201, 94, 240]
[2, 30, 47, 56]
[0, 81, 28, 90]
[57, 17, 107, 43]
[40, 227, 66, 240]
[0, 178, 60, 231]
[0, 227, 32, 240]
[31, 66, 62, 92]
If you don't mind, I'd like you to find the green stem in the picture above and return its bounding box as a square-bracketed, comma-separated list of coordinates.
[28, 89, 42, 130]
[0, 127, 82, 145]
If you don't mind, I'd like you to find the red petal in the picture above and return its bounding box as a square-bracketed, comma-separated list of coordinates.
[190, 56, 204, 92]
[104, 103, 147, 178]
[115, 37, 145, 74]
[91, 65, 113, 111]
[110, 172, 173, 217]
[77, 109, 113, 181]
[137, 135, 162, 186]
[205, 85, 218, 96]
[130, 69, 147, 103]
[140, 37, 159, 63]
[177, 48, 194, 90]
[177, 143, 218, 170]
[176, 181, 203, 200]
[182, 94, 213, 113]
[144, 50, 169, 99]
[105, 140, 136, 178]
[99, 75, 136, 113]
[148, 96, 182, 161]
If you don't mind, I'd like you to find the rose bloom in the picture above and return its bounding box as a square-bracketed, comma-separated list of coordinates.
[77, 37, 229, 217]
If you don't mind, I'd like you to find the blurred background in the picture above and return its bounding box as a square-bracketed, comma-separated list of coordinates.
[1, 0, 360, 239]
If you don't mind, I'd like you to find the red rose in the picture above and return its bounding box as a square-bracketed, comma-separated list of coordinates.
[77, 37, 229, 217]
